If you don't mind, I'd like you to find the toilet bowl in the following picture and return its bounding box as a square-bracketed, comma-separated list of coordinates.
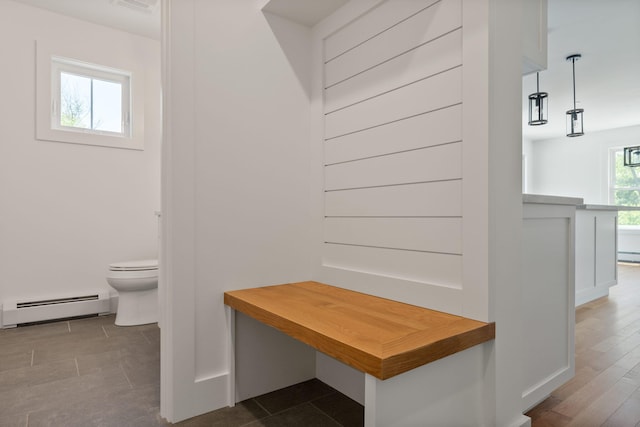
[106, 259, 158, 326]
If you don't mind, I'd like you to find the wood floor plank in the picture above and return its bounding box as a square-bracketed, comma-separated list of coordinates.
[529, 264, 640, 426]
[602, 393, 640, 426]
[566, 378, 639, 427]
[552, 366, 599, 401]
[615, 344, 640, 371]
[553, 365, 629, 418]
[532, 410, 572, 427]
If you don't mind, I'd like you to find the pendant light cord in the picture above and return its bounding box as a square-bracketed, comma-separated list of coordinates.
[572, 58, 577, 111]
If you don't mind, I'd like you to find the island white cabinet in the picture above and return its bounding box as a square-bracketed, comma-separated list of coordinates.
[522, 194, 579, 410]
[575, 206, 618, 306]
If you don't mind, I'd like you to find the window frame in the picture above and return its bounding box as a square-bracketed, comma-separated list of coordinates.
[51, 56, 131, 138]
[609, 147, 640, 227]
[36, 41, 144, 151]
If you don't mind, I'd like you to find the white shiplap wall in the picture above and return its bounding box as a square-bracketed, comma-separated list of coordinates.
[321, 0, 463, 294]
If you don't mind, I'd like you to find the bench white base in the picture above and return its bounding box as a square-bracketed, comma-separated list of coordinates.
[228, 309, 500, 426]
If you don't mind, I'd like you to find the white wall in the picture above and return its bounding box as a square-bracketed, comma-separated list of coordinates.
[161, 0, 315, 420]
[163, 0, 526, 424]
[0, 1, 161, 315]
[527, 124, 640, 203]
[316, 0, 467, 314]
[523, 137, 534, 193]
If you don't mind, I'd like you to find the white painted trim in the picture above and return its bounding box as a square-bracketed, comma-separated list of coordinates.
[160, 0, 228, 421]
[364, 374, 377, 427]
[575, 286, 610, 307]
[511, 414, 532, 427]
[159, 0, 174, 420]
[226, 306, 236, 407]
[35, 40, 145, 151]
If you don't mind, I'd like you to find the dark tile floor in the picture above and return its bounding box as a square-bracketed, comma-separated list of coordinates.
[0, 315, 363, 427]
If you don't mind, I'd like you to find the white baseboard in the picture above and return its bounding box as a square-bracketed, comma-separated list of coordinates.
[511, 414, 532, 427]
[576, 285, 610, 307]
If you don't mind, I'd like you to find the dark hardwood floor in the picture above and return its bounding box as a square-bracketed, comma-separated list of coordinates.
[527, 263, 640, 427]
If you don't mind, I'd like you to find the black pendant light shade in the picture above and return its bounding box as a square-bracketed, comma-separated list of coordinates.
[566, 54, 584, 137]
[528, 72, 548, 126]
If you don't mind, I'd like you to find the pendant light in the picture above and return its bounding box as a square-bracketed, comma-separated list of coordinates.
[566, 54, 584, 137]
[528, 72, 548, 125]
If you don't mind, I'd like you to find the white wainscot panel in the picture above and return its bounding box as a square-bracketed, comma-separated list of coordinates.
[595, 214, 617, 288]
[325, 104, 461, 164]
[325, 67, 461, 139]
[324, 0, 438, 61]
[325, 142, 461, 191]
[574, 212, 595, 299]
[325, 0, 461, 86]
[325, 181, 461, 217]
[575, 209, 618, 306]
[323, 243, 462, 288]
[325, 29, 462, 113]
[521, 205, 575, 411]
[324, 217, 462, 255]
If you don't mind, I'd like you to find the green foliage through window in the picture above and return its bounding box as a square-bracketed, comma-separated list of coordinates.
[612, 150, 640, 225]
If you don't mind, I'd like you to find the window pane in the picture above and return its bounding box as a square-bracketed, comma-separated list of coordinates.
[614, 189, 640, 207]
[92, 78, 122, 133]
[614, 151, 640, 188]
[611, 149, 640, 225]
[60, 72, 91, 129]
[615, 190, 640, 225]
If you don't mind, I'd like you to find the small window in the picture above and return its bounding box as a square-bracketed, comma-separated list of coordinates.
[609, 148, 640, 226]
[36, 40, 143, 151]
[52, 57, 131, 137]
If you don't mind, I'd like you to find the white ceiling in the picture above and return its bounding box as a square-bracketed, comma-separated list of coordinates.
[10, 0, 160, 40]
[262, 0, 349, 27]
[523, 0, 640, 142]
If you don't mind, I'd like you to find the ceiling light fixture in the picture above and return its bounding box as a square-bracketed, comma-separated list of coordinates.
[528, 72, 548, 126]
[566, 54, 584, 137]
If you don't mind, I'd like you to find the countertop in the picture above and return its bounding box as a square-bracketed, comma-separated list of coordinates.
[523, 194, 584, 206]
[523, 194, 640, 211]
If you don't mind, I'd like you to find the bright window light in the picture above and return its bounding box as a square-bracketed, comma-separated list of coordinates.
[52, 57, 131, 138]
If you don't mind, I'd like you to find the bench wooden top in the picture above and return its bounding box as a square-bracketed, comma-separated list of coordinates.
[224, 281, 495, 380]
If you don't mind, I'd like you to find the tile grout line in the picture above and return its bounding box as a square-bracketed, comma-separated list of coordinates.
[141, 331, 152, 345]
[309, 400, 344, 427]
[251, 398, 272, 416]
[120, 362, 134, 389]
[30, 349, 34, 367]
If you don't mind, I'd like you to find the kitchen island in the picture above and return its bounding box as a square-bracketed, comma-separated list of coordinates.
[522, 194, 581, 409]
[575, 204, 619, 306]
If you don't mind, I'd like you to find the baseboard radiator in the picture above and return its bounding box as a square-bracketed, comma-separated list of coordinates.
[619, 251, 640, 263]
[2, 291, 111, 328]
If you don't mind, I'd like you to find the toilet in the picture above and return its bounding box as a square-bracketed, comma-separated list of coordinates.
[106, 259, 158, 326]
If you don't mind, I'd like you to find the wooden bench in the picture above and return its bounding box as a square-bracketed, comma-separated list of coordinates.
[224, 281, 495, 426]
[224, 281, 494, 380]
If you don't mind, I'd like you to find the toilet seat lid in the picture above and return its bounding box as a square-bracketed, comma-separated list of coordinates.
[109, 259, 158, 271]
